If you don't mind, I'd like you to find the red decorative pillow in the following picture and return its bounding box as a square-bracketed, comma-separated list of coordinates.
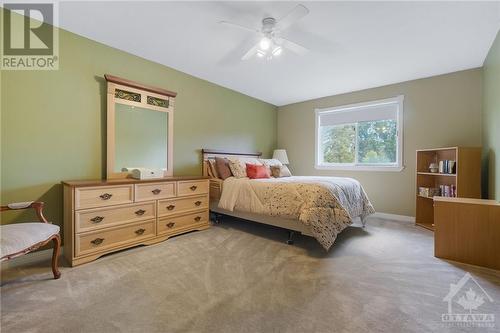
[246, 163, 270, 179]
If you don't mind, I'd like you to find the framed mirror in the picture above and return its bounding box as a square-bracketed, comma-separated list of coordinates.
[105, 75, 176, 179]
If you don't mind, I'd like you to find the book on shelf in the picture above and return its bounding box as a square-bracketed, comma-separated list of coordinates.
[438, 160, 456, 174]
[438, 184, 456, 197]
[418, 185, 456, 198]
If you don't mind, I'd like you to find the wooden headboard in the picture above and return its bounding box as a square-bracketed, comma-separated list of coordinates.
[201, 149, 262, 177]
[202, 149, 262, 203]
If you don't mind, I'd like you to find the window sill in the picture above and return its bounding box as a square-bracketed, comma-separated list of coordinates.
[315, 164, 405, 172]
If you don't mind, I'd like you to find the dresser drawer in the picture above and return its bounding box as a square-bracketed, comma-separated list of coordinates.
[75, 220, 155, 257]
[75, 185, 133, 210]
[158, 195, 208, 217]
[134, 182, 176, 201]
[177, 180, 208, 197]
[75, 201, 156, 233]
[157, 210, 209, 235]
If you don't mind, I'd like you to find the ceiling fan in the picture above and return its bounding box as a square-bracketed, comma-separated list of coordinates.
[219, 4, 310, 60]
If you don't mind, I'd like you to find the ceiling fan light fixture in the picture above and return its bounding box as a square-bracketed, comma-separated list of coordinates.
[221, 4, 310, 61]
[272, 46, 282, 56]
[259, 37, 271, 50]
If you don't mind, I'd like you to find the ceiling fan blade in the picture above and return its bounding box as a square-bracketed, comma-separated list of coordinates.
[219, 21, 260, 33]
[278, 38, 309, 55]
[241, 43, 260, 60]
[277, 4, 309, 30]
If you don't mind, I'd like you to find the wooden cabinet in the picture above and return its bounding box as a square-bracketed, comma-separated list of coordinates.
[63, 177, 209, 266]
[434, 197, 500, 270]
[415, 147, 481, 231]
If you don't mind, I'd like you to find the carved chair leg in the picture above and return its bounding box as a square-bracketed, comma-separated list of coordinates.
[51, 234, 61, 279]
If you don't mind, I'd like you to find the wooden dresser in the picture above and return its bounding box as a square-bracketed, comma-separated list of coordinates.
[62, 177, 209, 266]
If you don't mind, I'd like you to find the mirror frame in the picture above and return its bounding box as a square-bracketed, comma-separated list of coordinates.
[105, 74, 176, 179]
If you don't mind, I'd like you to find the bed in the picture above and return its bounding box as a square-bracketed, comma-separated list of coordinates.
[202, 149, 375, 250]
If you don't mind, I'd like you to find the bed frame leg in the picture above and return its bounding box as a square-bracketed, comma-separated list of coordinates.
[211, 212, 222, 224]
[286, 230, 295, 245]
[361, 217, 366, 228]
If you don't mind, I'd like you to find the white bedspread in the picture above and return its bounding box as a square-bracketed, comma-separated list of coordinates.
[218, 176, 375, 250]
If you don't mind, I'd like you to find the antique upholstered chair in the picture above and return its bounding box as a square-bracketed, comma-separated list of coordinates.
[0, 202, 61, 279]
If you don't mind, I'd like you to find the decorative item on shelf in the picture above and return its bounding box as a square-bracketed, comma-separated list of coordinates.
[418, 187, 440, 198]
[272, 149, 289, 165]
[429, 163, 439, 173]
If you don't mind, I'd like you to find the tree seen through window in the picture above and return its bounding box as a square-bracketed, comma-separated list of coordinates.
[321, 119, 397, 164]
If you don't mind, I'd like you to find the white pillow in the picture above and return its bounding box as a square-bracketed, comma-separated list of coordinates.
[235, 157, 262, 166]
[259, 158, 283, 167]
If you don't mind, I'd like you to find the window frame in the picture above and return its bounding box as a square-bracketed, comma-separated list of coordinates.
[314, 95, 404, 172]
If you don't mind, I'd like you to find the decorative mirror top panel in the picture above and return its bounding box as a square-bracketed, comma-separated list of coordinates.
[115, 88, 141, 102]
[147, 96, 169, 108]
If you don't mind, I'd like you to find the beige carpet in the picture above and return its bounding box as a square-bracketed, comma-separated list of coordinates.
[1, 216, 499, 333]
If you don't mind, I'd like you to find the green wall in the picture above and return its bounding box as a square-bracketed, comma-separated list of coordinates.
[1, 26, 277, 228]
[482, 31, 500, 200]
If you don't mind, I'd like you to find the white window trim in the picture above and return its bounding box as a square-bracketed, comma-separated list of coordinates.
[314, 95, 404, 172]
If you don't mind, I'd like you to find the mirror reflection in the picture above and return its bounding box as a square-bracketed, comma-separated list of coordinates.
[114, 103, 168, 172]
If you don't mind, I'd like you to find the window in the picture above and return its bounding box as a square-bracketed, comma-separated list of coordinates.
[315, 96, 404, 171]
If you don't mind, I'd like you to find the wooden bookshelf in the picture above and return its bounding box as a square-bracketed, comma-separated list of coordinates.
[415, 147, 481, 231]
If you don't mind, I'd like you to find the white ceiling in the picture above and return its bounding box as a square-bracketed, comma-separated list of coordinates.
[57, 1, 500, 106]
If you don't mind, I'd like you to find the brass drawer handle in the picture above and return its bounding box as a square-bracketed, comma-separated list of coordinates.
[166, 205, 175, 211]
[135, 228, 146, 235]
[194, 216, 201, 222]
[190, 185, 197, 191]
[166, 222, 175, 228]
[194, 201, 202, 206]
[91, 238, 104, 245]
[99, 193, 113, 200]
[151, 189, 162, 195]
[90, 216, 104, 223]
[135, 209, 146, 216]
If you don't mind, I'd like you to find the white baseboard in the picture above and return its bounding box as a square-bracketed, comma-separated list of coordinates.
[1, 248, 64, 270]
[370, 212, 415, 223]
